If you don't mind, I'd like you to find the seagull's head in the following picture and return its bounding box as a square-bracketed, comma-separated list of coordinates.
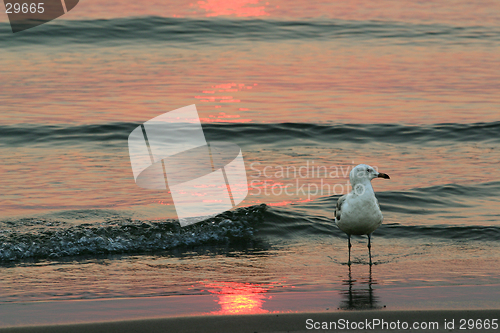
[350, 164, 390, 184]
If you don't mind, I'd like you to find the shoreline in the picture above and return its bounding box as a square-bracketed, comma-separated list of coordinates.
[1, 310, 500, 333]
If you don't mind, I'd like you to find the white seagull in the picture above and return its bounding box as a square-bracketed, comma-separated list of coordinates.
[334, 164, 390, 265]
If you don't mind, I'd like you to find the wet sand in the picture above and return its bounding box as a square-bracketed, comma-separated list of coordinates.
[0, 287, 499, 333]
[1, 310, 500, 333]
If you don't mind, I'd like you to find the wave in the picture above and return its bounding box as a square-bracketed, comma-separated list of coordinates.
[261, 201, 500, 242]
[0, 204, 267, 262]
[1, 121, 499, 148]
[204, 122, 500, 146]
[378, 182, 500, 214]
[2, 180, 499, 262]
[1, 17, 499, 47]
[256, 181, 500, 241]
[0, 123, 133, 148]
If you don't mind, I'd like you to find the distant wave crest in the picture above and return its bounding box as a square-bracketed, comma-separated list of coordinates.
[1, 121, 499, 147]
[1, 17, 499, 47]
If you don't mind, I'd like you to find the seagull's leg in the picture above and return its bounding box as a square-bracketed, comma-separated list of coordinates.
[368, 233, 372, 266]
[348, 234, 352, 266]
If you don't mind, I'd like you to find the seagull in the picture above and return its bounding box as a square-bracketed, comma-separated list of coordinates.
[334, 164, 390, 265]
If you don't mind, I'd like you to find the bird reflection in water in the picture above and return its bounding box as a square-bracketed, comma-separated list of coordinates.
[339, 265, 382, 310]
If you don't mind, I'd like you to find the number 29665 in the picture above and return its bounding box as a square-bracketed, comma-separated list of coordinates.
[5, 3, 45, 14]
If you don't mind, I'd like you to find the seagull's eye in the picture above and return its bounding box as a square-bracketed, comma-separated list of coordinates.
[367, 169, 371, 172]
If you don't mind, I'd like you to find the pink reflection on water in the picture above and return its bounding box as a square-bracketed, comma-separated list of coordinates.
[201, 281, 280, 314]
[196, 83, 256, 123]
[194, 0, 270, 17]
[200, 115, 252, 123]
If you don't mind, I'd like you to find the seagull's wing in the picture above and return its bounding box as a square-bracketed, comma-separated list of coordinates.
[334, 194, 347, 222]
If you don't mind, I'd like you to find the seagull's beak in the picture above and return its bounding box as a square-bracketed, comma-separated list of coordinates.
[377, 172, 390, 179]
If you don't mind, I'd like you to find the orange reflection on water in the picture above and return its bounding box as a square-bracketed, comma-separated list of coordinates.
[202, 281, 277, 314]
[196, 83, 256, 123]
[199, 114, 252, 123]
[195, 0, 269, 17]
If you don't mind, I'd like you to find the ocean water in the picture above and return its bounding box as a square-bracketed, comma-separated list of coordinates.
[0, 0, 499, 314]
